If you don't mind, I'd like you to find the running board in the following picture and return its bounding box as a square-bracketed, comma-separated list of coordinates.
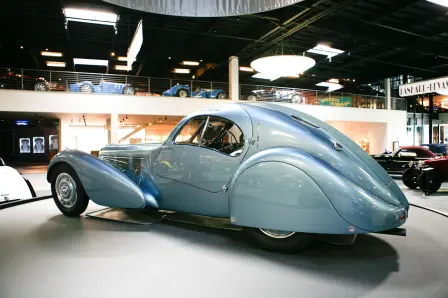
[374, 228, 406, 237]
[85, 208, 242, 231]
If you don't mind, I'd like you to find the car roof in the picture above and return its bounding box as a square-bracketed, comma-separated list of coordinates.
[400, 146, 437, 157]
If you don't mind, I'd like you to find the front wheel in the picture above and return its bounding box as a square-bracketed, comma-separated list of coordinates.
[34, 82, 48, 91]
[123, 86, 135, 95]
[216, 92, 227, 99]
[402, 168, 419, 189]
[177, 89, 189, 98]
[417, 171, 442, 194]
[246, 228, 312, 253]
[50, 164, 89, 216]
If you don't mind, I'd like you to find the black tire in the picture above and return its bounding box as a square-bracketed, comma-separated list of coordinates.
[246, 228, 312, 253]
[34, 82, 48, 91]
[123, 86, 135, 95]
[417, 171, 442, 194]
[402, 168, 419, 189]
[50, 163, 89, 217]
[80, 84, 93, 93]
[177, 89, 189, 98]
[216, 92, 227, 99]
[246, 94, 257, 101]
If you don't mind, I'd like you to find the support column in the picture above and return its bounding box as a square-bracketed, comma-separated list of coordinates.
[107, 113, 119, 145]
[229, 56, 239, 101]
[384, 78, 391, 110]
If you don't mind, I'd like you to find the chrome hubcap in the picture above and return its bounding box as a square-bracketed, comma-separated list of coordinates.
[55, 173, 77, 208]
[81, 85, 91, 93]
[259, 228, 295, 239]
[179, 90, 187, 97]
[35, 83, 46, 91]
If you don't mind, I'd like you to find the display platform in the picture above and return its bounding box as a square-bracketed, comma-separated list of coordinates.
[1, 200, 448, 298]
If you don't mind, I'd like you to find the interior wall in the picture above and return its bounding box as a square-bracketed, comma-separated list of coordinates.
[326, 121, 387, 154]
[60, 120, 108, 154]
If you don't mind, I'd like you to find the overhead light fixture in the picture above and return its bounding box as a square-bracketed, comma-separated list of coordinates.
[111, 52, 115, 56]
[73, 58, 108, 66]
[427, 0, 448, 7]
[41, 51, 62, 57]
[63, 8, 118, 26]
[316, 81, 344, 92]
[287, 74, 300, 78]
[239, 66, 254, 72]
[117, 56, 128, 61]
[181, 61, 199, 66]
[20, 46, 23, 49]
[328, 78, 339, 84]
[46, 61, 66, 67]
[115, 65, 131, 71]
[126, 19, 143, 68]
[168, 57, 171, 59]
[251, 55, 315, 80]
[252, 73, 280, 81]
[307, 44, 344, 59]
[173, 68, 190, 74]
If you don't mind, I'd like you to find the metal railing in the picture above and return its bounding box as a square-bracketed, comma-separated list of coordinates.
[0, 67, 406, 110]
[239, 84, 407, 111]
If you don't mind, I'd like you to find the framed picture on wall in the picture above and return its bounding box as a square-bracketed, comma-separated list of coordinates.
[19, 138, 31, 153]
[49, 135, 58, 151]
[33, 137, 45, 154]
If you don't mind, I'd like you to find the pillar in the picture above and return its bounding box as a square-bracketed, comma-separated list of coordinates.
[229, 56, 239, 101]
[107, 113, 119, 144]
[384, 78, 391, 110]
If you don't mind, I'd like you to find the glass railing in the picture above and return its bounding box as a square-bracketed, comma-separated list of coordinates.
[0, 67, 406, 110]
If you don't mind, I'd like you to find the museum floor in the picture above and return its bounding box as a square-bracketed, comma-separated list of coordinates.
[1, 171, 448, 298]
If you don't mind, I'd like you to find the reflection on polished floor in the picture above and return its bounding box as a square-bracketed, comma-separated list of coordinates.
[1, 170, 447, 298]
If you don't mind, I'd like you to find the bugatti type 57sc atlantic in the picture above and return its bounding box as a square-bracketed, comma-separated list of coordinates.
[47, 103, 409, 252]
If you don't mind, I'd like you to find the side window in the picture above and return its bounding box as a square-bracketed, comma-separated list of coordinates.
[397, 150, 417, 158]
[174, 116, 207, 145]
[201, 116, 245, 157]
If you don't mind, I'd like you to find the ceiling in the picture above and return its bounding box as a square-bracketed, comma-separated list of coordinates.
[1, 0, 448, 91]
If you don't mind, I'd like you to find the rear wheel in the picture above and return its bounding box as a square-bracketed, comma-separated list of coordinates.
[216, 92, 227, 99]
[177, 89, 188, 97]
[402, 168, 419, 189]
[417, 171, 442, 194]
[291, 94, 303, 104]
[50, 164, 89, 216]
[80, 84, 93, 93]
[246, 228, 312, 253]
[123, 86, 135, 95]
[246, 94, 257, 101]
[34, 82, 48, 91]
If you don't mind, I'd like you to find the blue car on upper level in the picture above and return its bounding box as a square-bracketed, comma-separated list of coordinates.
[69, 80, 135, 95]
[162, 84, 227, 99]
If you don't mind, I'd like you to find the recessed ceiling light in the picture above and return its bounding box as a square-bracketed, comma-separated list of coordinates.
[46, 61, 66, 67]
[114, 65, 131, 71]
[182, 61, 199, 66]
[168, 57, 171, 59]
[41, 51, 63, 57]
[252, 73, 280, 81]
[111, 52, 115, 56]
[117, 56, 127, 61]
[63, 8, 118, 26]
[307, 44, 344, 59]
[316, 81, 343, 92]
[172, 68, 190, 74]
[73, 58, 108, 66]
[239, 66, 254, 72]
[46, 48, 49, 51]
[20, 46, 23, 49]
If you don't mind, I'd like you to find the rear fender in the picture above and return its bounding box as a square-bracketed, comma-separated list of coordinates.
[229, 147, 404, 234]
[48, 150, 158, 209]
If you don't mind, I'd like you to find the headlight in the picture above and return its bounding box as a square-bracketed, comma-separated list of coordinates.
[417, 160, 426, 168]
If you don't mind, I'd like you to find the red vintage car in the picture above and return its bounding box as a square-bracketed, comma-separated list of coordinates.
[413, 157, 448, 194]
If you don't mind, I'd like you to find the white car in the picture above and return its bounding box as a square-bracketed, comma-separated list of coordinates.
[0, 158, 36, 203]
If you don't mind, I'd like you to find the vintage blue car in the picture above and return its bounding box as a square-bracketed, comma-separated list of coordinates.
[69, 80, 135, 95]
[162, 84, 227, 99]
[46, 103, 409, 253]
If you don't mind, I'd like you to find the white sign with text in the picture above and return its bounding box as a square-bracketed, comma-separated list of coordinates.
[399, 76, 448, 97]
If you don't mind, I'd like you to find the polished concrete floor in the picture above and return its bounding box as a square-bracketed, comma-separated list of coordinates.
[1, 172, 447, 298]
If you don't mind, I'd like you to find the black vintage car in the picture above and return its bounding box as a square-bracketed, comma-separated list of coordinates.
[0, 71, 49, 91]
[371, 146, 437, 176]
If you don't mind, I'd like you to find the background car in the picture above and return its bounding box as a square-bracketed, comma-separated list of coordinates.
[0, 157, 36, 204]
[241, 87, 304, 103]
[46, 103, 408, 253]
[421, 143, 448, 157]
[372, 146, 436, 176]
[0, 71, 53, 91]
[69, 79, 135, 95]
[162, 84, 227, 99]
[404, 157, 448, 194]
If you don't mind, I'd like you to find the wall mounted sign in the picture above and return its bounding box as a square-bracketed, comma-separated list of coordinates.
[16, 120, 28, 126]
[49, 135, 59, 151]
[399, 76, 448, 97]
[318, 96, 353, 107]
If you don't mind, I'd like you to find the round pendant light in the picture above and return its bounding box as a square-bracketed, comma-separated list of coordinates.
[250, 55, 316, 78]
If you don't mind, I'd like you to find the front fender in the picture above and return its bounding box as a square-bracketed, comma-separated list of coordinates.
[229, 147, 407, 233]
[48, 150, 157, 209]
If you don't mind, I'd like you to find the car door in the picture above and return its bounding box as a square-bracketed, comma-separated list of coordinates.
[390, 149, 417, 172]
[155, 115, 246, 192]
